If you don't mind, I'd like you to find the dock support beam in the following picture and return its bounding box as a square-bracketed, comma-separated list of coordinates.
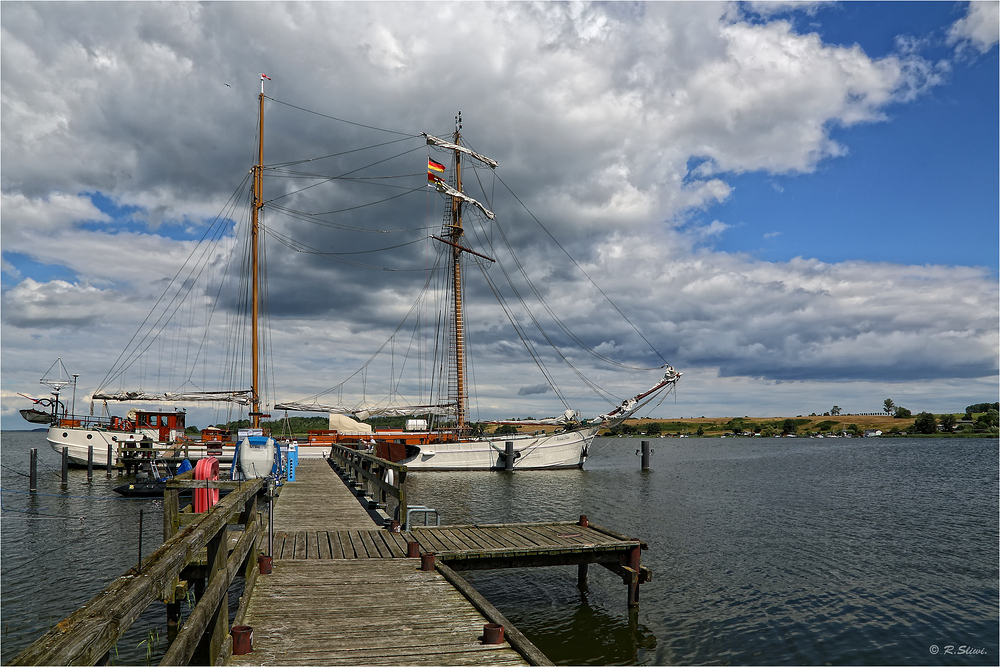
[87, 445, 94, 482]
[640, 440, 650, 470]
[107, 444, 113, 477]
[504, 441, 514, 470]
[626, 542, 641, 607]
[29, 448, 37, 493]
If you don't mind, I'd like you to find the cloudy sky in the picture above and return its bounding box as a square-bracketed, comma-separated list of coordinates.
[2, 1, 997, 430]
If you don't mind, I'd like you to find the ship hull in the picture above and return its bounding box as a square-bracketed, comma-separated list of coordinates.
[398, 427, 596, 470]
[46, 426, 226, 466]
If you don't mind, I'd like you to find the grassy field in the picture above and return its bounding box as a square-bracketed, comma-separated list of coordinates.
[623, 414, 912, 435]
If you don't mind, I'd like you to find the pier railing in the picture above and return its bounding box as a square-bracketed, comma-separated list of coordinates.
[11, 476, 267, 666]
[327, 443, 408, 526]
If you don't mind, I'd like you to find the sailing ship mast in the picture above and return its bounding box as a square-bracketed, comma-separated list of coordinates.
[250, 76, 266, 429]
[449, 114, 468, 432]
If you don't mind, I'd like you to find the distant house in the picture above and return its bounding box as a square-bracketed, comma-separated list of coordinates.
[864, 429, 883, 437]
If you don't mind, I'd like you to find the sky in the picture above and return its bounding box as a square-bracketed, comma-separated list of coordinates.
[2, 1, 998, 431]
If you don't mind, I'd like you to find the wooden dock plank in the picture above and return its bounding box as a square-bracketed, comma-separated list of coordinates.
[329, 531, 346, 559]
[273, 460, 378, 535]
[294, 531, 307, 559]
[316, 531, 333, 560]
[411, 528, 454, 554]
[438, 527, 481, 552]
[230, 559, 528, 666]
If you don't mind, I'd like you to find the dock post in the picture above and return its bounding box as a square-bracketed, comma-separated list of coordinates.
[627, 540, 641, 607]
[106, 444, 113, 477]
[87, 445, 94, 482]
[29, 448, 37, 493]
[268, 482, 275, 558]
[640, 440, 650, 470]
[577, 563, 589, 588]
[61, 447, 69, 489]
[504, 441, 514, 471]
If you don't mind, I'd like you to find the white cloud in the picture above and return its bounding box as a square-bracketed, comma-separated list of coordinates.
[948, 1, 1000, 55]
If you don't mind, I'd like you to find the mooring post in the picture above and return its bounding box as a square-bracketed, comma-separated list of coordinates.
[137, 509, 144, 572]
[627, 540, 641, 607]
[504, 441, 514, 471]
[61, 446, 69, 489]
[640, 440, 650, 470]
[87, 445, 94, 482]
[29, 448, 37, 493]
[578, 562, 589, 588]
[106, 444, 113, 477]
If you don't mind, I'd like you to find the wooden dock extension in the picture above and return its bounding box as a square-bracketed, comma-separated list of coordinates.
[228, 458, 649, 666]
[230, 559, 530, 666]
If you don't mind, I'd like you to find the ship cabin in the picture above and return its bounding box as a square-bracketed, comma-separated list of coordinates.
[133, 410, 186, 442]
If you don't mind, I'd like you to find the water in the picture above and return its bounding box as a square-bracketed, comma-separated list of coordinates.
[1, 431, 171, 664]
[3, 432, 996, 665]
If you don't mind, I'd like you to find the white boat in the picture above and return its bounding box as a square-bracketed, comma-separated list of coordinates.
[233, 435, 280, 480]
[275, 114, 682, 470]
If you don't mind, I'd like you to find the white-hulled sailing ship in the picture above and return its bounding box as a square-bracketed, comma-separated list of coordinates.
[22, 83, 682, 472]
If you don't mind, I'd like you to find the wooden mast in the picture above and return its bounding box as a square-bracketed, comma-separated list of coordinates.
[251, 78, 265, 429]
[450, 113, 468, 432]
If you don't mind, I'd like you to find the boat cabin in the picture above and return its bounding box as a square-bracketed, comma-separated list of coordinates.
[133, 410, 186, 442]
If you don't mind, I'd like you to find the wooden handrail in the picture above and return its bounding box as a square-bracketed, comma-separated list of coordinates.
[11, 478, 266, 666]
[328, 444, 408, 524]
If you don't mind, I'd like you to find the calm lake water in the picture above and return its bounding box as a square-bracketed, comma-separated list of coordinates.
[2, 431, 997, 665]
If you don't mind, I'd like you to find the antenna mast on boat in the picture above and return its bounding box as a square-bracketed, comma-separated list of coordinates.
[450, 112, 468, 433]
[251, 75, 266, 429]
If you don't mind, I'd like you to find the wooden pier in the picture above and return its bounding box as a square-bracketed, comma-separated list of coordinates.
[231, 458, 649, 666]
[12, 451, 650, 666]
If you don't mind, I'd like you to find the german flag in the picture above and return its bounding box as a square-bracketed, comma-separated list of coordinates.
[428, 158, 446, 173]
[428, 172, 445, 184]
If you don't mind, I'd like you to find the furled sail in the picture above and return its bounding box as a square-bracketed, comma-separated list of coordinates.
[598, 365, 683, 422]
[423, 133, 499, 169]
[92, 390, 253, 404]
[430, 179, 495, 220]
[273, 400, 458, 417]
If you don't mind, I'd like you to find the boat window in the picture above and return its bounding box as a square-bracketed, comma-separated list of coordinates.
[149, 415, 158, 426]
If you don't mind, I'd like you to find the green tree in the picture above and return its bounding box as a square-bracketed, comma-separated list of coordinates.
[938, 413, 957, 432]
[831, 405, 842, 416]
[883, 398, 895, 416]
[893, 406, 911, 419]
[495, 424, 518, 436]
[696, 426, 705, 437]
[913, 412, 937, 434]
[781, 418, 797, 435]
[646, 422, 662, 435]
[975, 409, 999, 430]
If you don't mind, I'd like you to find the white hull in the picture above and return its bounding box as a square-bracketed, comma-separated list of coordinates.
[399, 427, 596, 471]
[47, 426, 222, 466]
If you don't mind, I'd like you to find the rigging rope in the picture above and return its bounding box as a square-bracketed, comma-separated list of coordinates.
[495, 171, 668, 367]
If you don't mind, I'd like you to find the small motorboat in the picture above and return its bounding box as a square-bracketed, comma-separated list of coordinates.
[113, 459, 193, 497]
